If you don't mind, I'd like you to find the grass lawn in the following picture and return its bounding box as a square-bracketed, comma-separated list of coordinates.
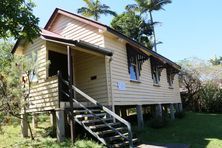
[135, 112, 222, 148]
[0, 115, 103, 148]
[1, 112, 222, 148]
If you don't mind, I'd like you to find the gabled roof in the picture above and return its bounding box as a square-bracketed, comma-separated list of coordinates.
[45, 8, 180, 70]
[13, 8, 180, 70]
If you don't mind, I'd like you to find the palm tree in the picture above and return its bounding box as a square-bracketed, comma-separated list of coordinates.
[126, 0, 172, 52]
[77, 0, 117, 21]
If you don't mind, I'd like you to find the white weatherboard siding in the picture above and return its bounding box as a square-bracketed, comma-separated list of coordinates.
[104, 36, 181, 105]
[74, 50, 108, 105]
[49, 15, 104, 47]
[28, 77, 58, 112]
[22, 38, 59, 112]
[23, 38, 47, 82]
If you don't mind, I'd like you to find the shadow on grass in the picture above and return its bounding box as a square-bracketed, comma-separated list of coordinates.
[133, 112, 222, 148]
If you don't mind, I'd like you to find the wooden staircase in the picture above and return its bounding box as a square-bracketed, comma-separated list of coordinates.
[73, 107, 138, 147]
[59, 74, 138, 147]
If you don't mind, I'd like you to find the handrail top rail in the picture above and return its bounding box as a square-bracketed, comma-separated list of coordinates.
[62, 79, 131, 127]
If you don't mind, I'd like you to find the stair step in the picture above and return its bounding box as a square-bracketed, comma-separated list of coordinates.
[73, 109, 103, 114]
[89, 122, 121, 130]
[75, 113, 106, 118]
[96, 127, 127, 136]
[105, 133, 128, 142]
[82, 118, 113, 124]
[112, 138, 138, 147]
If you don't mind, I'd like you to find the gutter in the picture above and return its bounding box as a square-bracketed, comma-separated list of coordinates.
[40, 35, 113, 56]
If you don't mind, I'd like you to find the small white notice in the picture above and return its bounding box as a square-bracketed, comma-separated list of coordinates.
[117, 81, 126, 90]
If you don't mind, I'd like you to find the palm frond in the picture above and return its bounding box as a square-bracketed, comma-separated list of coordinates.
[148, 0, 172, 11]
[83, 0, 94, 9]
[77, 7, 93, 17]
[78, 0, 117, 21]
[100, 4, 110, 9]
[125, 4, 140, 12]
[100, 9, 117, 17]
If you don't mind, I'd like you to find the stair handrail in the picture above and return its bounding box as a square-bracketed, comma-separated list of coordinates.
[61, 88, 128, 144]
[62, 79, 133, 147]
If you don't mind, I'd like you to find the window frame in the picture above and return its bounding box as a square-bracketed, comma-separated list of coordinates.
[129, 58, 140, 81]
[152, 66, 160, 85]
[166, 68, 175, 88]
[167, 73, 173, 87]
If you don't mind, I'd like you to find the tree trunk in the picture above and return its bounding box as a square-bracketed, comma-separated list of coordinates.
[149, 11, 157, 52]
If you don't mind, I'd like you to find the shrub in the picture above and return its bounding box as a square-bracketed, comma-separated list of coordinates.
[175, 111, 186, 119]
[199, 82, 222, 113]
[42, 127, 56, 138]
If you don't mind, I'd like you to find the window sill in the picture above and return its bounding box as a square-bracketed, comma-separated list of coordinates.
[153, 83, 161, 87]
[168, 86, 174, 89]
[130, 79, 141, 83]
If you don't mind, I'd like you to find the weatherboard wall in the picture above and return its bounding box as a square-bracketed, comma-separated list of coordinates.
[49, 14, 104, 47]
[104, 36, 181, 105]
[21, 38, 59, 112]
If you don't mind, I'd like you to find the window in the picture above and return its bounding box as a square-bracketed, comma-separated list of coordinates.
[129, 60, 139, 80]
[29, 51, 38, 83]
[167, 73, 173, 87]
[29, 70, 38, 82]
[126, 44, 148, 81]
[167, 68, 175, 87]
[150, 57, 162, 85]
[152, 66, 160, 84]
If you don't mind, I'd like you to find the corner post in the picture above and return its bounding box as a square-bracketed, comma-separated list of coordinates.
[155, 104, 162, 118]
[136, 105, 144, 128]
[170, 104, 175, 120]
[175, 103, 179, 112]
[32, 113, 38, 128]
[50, 110, 57, 135]
[179, 103, 183, 112]
[67, 46, 75, 143]
[56, 109, 65, 142]
[57, 71, 62, 108]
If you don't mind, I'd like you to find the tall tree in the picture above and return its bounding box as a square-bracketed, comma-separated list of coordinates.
[126, 0, 172, 52]
[77, 0, 117, 21]
[0, 0, 40, 41]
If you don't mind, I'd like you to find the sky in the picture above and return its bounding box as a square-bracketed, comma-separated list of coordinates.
[32, 0, 222, 62]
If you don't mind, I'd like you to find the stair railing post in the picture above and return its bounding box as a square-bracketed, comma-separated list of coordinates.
[67, 46, 75, 143]
[57, 71, 62, 108]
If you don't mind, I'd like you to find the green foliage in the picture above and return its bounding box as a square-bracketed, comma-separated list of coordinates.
[0, 119, 103, 147]
[111, 11, 153, 49]
[210, 56, 222, 65]
[74, 139, 104, 148]
[126, 0, 172, 14]
[0, 0, 40, 41]
[126, 0, 172, 51]
[0, 42, 41, 139]
[77, 0, 117, 21]
[199, 82, 222, 113]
